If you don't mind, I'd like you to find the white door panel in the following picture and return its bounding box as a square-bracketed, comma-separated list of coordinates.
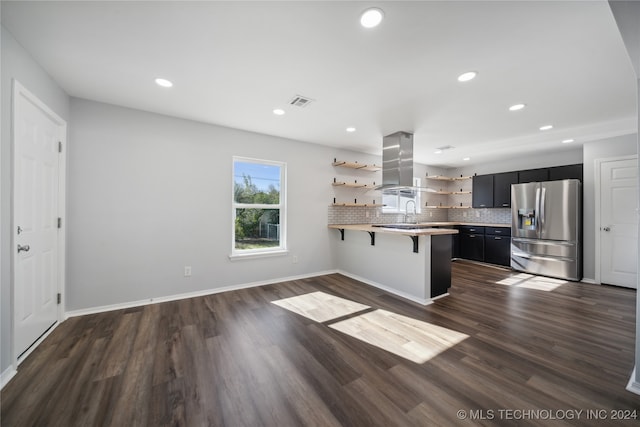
[600, 158, 638, 288]
[13, 82, 65, 358]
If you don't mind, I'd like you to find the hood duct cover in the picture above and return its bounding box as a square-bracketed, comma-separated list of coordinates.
[380, 131, 414, 192]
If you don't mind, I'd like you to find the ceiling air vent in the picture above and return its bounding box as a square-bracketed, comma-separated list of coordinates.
[289, 95, 314, 108]
[436, 145, 455, 151]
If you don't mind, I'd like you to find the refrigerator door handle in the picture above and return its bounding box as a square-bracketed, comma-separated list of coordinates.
[512, 238, 575, 247]
[540, 187, 546, 234]
[535, 187, 541, 237]
[512, 252, 576, 263]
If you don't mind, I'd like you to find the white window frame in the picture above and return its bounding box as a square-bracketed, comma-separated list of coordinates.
[230, 156, 287, 260]
[382, 177, 422, 214]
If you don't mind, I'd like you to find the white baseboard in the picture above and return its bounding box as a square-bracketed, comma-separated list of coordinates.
[581, 277, 597, 284]
[336, 270, 431, 306]
[65, 270, 338, 318]
[1, 366, 17, 390]
[627, 367, 640, 395]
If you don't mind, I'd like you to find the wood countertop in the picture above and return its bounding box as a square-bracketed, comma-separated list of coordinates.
[328, 224, 458, 236]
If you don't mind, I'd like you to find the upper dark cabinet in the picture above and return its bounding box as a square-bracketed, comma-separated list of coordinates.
[470, 164, 582, 209]
[472, 175, 493, 208]
[518, 168, 549, 183]
[493, 171, 518, 208]
[549, 164, 583, 181]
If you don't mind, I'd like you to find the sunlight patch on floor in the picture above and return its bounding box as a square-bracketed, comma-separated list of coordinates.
[329, 309, 469, 364]
[271, 291, 370, 322]
[496, 273, 567, 291]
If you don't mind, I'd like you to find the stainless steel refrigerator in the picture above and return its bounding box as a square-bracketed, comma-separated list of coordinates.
[511, 179, 582, 281]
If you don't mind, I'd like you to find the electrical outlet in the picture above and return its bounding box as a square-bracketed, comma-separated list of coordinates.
[184, 266, 192, 277]
[429, 211, 433, 217]
[292, 255, 299, 264]
[463, 211, 467, 217]
[475, 211, 480, 218]
[376, 211, 380, 218]
[365, 211, 370, 218]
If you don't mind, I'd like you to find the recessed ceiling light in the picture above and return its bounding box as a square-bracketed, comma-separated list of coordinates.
[539, 124, 553, 131]
[509, 103, 526, 111]
[463, 157, 471, 161]
[273, 109, 285, 116]
[360, 8, 384, 28]
[155, 78, 173, 88]
[457, 71, 477, 82]
[434, 150, 443, 154]
[562, 139, 574, 144]
[346, 127, 356, 132]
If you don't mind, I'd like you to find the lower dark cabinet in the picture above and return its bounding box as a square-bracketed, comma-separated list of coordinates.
[431, 234, 452, 298]
[485, 236, 511, 266]
[460, 233, 484, 261]
[452, 232, 460, 258]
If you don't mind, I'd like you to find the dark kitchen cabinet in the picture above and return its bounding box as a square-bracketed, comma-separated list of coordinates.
[431, 234, 452, 297]
[459, 226, 485, 262]
[493, 171, 518, 208]
[549, 164, 583, 181]
[451, 227, 460, 258]
[518, 168, 549, 183]
[484, 227, 511, 266]
[472, 175, 493, 208]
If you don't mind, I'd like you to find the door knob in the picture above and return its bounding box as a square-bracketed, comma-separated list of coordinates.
[17, 244, 30, 253]
[603, 227, 611, 232]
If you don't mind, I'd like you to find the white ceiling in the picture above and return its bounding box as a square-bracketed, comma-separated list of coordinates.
[2, 0, 637, 167]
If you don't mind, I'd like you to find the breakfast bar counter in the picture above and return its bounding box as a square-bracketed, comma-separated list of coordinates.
[328, 224, 458, 305]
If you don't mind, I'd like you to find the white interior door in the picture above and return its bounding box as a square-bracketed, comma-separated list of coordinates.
[600, 157, 638, 288]
[13, 81, 66, 358]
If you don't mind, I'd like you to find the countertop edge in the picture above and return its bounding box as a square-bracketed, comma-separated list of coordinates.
[328, 224, 459, 236]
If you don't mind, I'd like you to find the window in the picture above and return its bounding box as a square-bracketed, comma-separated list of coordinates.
[382, 177, 422, 215]
[232, 157, 286, 257]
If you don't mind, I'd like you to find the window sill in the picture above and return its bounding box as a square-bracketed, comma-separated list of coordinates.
[228, 249, 289, 261]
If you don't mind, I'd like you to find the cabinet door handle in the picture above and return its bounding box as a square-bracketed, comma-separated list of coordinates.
[502, 203, 509, 207]
[495, 237, 502, 240]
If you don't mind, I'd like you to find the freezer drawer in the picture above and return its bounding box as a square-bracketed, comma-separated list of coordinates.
[510, 238, 581, 281]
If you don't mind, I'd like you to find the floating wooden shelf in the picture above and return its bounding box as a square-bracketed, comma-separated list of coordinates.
[424, 175, 471, 181]
[424, 205, 471, 209]
[331, 203, 385, 207]
[424, 175, 454, 181]
[332, 160, 381, 172]
[451, 191, 472, 195]
[332, 181, 377, 188]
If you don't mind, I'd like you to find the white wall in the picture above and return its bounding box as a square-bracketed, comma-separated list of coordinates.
[0, 25, 70, 375]
[582, 134, 638, 281]
[67, 98, 377, 311]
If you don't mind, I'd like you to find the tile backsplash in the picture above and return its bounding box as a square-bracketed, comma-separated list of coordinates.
[447, 208, 511, 224]
[328, 206, 510, 225]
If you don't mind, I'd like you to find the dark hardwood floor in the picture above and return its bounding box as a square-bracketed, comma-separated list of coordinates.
[2, 261, 639, 426]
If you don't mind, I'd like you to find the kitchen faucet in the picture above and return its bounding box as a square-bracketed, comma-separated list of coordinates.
[404, 199, 416, 223]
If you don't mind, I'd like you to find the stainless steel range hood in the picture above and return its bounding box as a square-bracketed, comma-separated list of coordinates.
[379, 131, 415, 194]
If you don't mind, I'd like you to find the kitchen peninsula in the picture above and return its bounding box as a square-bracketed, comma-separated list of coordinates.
[328, 224, 458, 305]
